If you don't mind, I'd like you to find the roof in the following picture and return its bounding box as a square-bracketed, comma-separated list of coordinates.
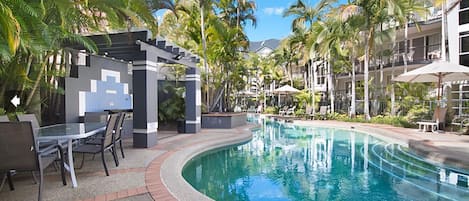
[249, 39, 280, 53]
[67, 30, 199, 67]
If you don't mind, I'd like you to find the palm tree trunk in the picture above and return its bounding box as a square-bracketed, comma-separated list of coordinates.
[364, 31, 372, 120]
[441, 0, 447, 61]
[312, 57, 316, 116]
[327, 56, 334, 113]
[391, 37, 397, 116]
[26, 53, 51, 108]
[200, 2, 210, 109]
[403, 20, 409, 73]
[351, 55, 356, 118]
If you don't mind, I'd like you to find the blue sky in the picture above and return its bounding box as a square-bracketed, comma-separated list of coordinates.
[156, 0, 324, 42]
[245, 0, 300, 41]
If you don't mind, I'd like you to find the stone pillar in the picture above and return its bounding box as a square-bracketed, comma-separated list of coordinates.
[185, 67, 201, 133]
[132, 60, 159, 147]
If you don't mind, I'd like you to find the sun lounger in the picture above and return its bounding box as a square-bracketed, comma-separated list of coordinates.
[417, 107, 446, 133]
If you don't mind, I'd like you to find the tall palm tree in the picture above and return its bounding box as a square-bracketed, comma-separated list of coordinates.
[218, 0, 256, 29]
[284, 0, 333, 112]
[339, 0, 407, 120]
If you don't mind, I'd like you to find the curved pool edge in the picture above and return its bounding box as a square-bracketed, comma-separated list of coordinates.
[160, 125, 256, 201]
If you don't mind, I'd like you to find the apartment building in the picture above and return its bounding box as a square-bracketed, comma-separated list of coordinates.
[448, 0, 469, 116]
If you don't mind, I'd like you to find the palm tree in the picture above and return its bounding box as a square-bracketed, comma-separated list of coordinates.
[1, 0, 166, 114]
[339, 0, 408, 120]
[218, 0, 256, 29]
[284, 0, 333, 112]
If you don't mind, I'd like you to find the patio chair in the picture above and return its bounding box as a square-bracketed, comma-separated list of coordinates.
[279, 106, 289, 116]
[451, 116, 469, 131]
[417, 107, 447, 133]
[86, 112, 126, 159]
[305, 106, 314, 120]
[83, 112, 109, 143]
[0, 115, 9, 122]
[84, 111, 109, 123]
[285, 106, 296, 116]
[114, 113, 126, 158]
[16, 114, 67, 150]
[0, 122, 66, 201]
[73, 113, 119, 176]
[318, 106, 328, 120]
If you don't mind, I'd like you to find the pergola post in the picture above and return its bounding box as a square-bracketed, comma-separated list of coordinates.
[185, 67, 201, 133]
[132, 60, 159, 148]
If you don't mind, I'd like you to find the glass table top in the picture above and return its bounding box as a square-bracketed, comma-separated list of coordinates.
[37, 122, 106, 140]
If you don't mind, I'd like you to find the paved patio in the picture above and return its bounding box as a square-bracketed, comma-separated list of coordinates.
[1, 120, 469, 201]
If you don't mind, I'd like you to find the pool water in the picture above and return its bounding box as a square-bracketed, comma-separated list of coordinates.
[182, 117, 469, 201]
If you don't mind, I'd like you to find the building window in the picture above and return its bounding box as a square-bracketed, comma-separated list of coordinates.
[316, 65, 326, 85]
[427, 34, 441, 59]
[460, 10, 469, 25]
[461, 0, 469, 9]
[461, 55, 469, 67]
[462, 35, 469, 53]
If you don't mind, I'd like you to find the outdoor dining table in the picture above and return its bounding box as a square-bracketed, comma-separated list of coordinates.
[36, 122, 106, 188]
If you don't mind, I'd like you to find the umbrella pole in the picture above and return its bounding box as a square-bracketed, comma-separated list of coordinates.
[436, 73, 442, 128]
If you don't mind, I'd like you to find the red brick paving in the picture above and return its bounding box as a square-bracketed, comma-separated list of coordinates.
[78, 127, 251, 201]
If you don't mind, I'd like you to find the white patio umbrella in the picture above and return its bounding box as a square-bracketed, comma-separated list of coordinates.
[393, 60, 469, 102]
[273, 85, 300, 106]
[236, 90, 256, 110]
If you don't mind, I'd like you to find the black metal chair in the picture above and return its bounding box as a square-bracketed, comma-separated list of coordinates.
[0, 122, 66, 201]
[87, 112, 126, 159]
[16, 114, 66, 150]
[84, 112, 109, 123]
[114, 112, 126, 158]
[73, 113, 119, 176]
[0, 115, 9, 122]
[16, 114, 40, 129]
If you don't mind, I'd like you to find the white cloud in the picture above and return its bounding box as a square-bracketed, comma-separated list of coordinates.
[263, 7, 285, 16]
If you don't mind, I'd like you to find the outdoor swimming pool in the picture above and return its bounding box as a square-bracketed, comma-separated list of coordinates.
[183, 117, 469, 201]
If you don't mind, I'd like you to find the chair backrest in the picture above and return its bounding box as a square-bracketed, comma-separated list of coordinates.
[84, 112, 109, 123]
[0, 122, 39, 172]
[433, 107, 447, 123]
[0, 115, 9, 122]
[114, 112, 126, 140]
[16, 114, 40, 129]
[102, 113, 119, 148]
[319, 106, 328, 115]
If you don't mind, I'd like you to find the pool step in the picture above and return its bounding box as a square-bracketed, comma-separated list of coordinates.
[362, 142, 469, 200]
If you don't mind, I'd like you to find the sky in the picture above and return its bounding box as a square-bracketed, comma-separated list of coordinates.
[245, 0, 347, 42]
[156, 0, 326, 42]
[245, 0, 298, 42]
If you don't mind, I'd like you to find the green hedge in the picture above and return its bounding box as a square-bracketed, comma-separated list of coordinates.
[324, 113, 413, 128]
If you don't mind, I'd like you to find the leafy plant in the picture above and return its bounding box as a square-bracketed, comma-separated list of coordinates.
[158, 84, 185, 123]
[405, 105, 431, 124]
[294, 108, 305, 117]
[263, 106, 277, 114]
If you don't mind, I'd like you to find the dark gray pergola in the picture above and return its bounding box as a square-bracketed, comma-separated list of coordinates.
[70, 30, 201, 148]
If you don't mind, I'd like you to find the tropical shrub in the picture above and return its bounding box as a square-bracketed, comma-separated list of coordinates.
[263, 106, 277, 114]
[405, 105, 431, 124]
[158, 84, 185, 123]
[325, 113, 412, 128]
[294, 108, 305, 117]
